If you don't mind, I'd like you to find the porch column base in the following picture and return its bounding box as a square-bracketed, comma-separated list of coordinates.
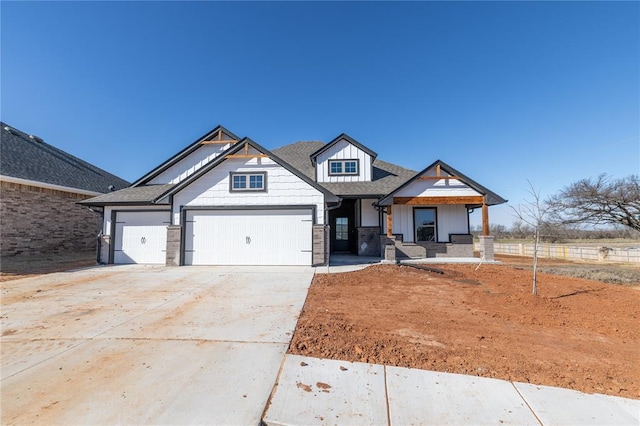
[99, 234, 110, 264]
[478, 235, 495, 261]
[165, 225, 182, 266]
[313, 224, 329, 266]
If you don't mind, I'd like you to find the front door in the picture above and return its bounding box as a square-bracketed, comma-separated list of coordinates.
[329, 199, 356, 253]
[334, 217, 349, 251]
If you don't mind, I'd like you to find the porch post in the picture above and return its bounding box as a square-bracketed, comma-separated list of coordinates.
[386, 204, 393, 237]
[482, 201, 489, 236]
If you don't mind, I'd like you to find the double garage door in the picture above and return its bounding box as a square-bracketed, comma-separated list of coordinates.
[184, 209, 313, 266]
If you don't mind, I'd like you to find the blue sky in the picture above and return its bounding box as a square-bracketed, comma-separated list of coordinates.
[2, 1, 638, 227]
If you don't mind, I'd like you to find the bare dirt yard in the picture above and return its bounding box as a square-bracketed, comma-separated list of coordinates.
[290, 262, 640, 400]
[0, 252, 95, 282]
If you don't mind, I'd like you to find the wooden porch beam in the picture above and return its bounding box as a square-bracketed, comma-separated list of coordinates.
[225, 154, 269, 159]
[482, 201, 490, 236]
[416, 175, 461, 181]
[386, 205, 393, 237]
[200, 140, 238, 145]
[393, 196, 484, 205]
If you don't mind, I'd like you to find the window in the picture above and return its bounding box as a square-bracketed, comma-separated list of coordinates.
[230, 172, 266, 192]
[328, 159, 359, 176]
[414, 208, 437, 242]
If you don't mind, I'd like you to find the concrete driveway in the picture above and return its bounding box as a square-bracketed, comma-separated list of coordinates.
[1, 264, 314, 425]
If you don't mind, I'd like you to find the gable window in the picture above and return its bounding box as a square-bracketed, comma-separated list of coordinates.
[414, 208, 437, 242]
[328, 159, 359, 176]
[230, 172, 266, 192]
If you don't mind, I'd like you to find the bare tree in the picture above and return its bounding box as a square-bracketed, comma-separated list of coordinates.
[511, 181, 552, 296]
[549, 174, 640, 232]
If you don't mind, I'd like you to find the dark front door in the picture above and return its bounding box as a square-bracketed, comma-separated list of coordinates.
[334, 217, 350, 251]
[329, 199, 356, 253]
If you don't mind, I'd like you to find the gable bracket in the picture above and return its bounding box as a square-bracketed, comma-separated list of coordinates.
[225, 142, 268, 159]
[200, 129, 238, 145]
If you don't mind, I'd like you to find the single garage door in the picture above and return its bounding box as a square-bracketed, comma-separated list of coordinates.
[114, 211, 170, 264]
[184, 209, 313, 266]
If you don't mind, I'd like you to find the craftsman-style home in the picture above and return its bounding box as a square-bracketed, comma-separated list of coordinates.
[80, 125, 506, 266]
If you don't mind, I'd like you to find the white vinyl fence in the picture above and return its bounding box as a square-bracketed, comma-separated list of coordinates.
[475, 242, 640, 265]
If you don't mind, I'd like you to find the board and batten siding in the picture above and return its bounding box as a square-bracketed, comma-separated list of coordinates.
[394, 175, 482, 198]
[103, 205, 171, 235]
[148, 144, 232, 185]
[360, 198, 380, 227]
[172, 152, 325, 225]
[316, 138, 372, 183]
[386, 204, 469, 243]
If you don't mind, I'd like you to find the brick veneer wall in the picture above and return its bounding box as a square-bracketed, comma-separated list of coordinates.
[312, 224, 328, 266]
[0, 181, 102, 256]
[165, 225, 182, 266]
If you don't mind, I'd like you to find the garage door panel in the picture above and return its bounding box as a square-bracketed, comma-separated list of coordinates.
[185, 209, 312, 266]
[114, 212, 169, 264]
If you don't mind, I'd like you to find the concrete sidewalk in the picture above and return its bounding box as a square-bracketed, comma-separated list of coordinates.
[264, 354, 640, 425]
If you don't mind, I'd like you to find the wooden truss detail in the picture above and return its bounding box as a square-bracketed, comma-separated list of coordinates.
[200, 129, 238, 145]
[416, 165, 461, 180]
[225, 142, 268, 159]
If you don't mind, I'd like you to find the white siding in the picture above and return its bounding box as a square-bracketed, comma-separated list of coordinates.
[436, 205, 470, 241]
[103, 205, 171, 235]
[172, 152, 325, 225]
[390, 204, 468, 243]
[395, 175, 481, 198]
[148, 144, 232, 185]
[316, 138, 372, 183]
[360, 198, 380, 226]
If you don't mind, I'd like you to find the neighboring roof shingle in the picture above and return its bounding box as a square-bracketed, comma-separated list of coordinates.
[1, 122, 129, 193]
[78, 184, 174, 205]
[273, 141, 417, 197]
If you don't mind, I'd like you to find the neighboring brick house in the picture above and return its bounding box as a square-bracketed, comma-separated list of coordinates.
[0, 122, 129, 257]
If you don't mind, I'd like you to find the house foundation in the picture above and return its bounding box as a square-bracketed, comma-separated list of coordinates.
[381, 234, 474, 261]
[357, 227, 381, 257]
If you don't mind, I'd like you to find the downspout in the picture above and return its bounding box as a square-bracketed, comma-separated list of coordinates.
[87, 206, 104, 264]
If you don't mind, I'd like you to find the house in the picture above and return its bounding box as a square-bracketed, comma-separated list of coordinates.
[0, 122, 130, 257]
[80, 125, 506, 266]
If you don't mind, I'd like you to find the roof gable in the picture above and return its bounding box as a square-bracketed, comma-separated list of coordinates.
[310, 133, 377, 164]
[1, 122, 129, 193]
[378, 160, 507, 206]
[163, 138, 340, 203]
[131, 125, 240, 186]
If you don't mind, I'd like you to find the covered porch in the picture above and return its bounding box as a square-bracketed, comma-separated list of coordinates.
[376, 160, 507, 262]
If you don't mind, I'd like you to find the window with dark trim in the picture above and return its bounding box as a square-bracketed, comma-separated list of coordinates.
[328, 159, 359, 176]
[414, 208, 437, 242]
[230, 172, 267, 192]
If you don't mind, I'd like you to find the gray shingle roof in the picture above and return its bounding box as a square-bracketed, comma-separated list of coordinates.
[1, 122, 129, 193]
[272, 141, 417, 197]
[78, 184, 174, 205]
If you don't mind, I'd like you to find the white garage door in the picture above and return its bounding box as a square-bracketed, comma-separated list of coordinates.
[184, 209, 313, 266]
[114, 211, 170, 264]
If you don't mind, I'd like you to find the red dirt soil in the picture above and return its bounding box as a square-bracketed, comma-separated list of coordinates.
[289, 264, 640, 399]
